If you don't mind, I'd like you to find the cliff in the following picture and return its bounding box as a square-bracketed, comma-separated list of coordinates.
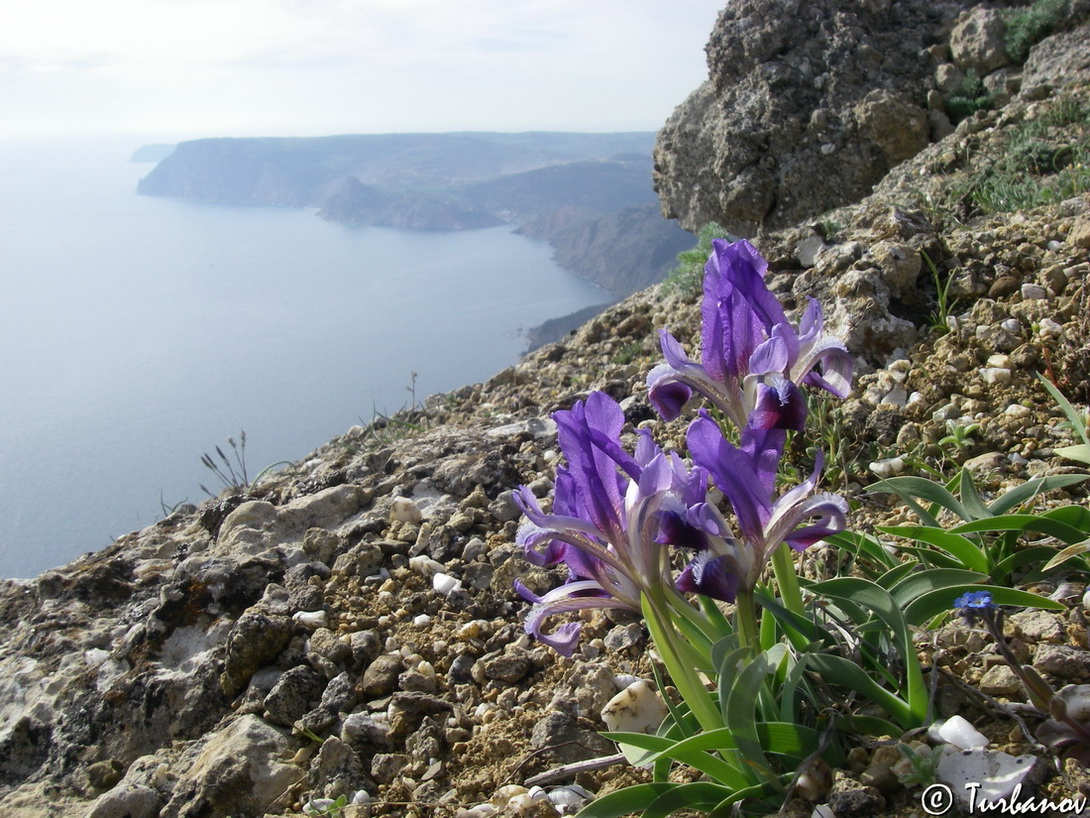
[653, 0, 1089, 236]
[3, 7, 1090, 818]
[137, 132, 690, 295]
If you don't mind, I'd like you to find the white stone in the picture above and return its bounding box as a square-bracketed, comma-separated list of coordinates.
[433, 573, 463, 595]
[601, 679, 668, 735]
[869, 457, 906, 478]
[548, 784, 594, 813]
[1005, 404, 1032, 418]
[409, 555, 444, 577]
[1037, 317, 1064, 339]
[390, 496, 422, 524]
[935, 746, 1041, 810]
[985, 353, 1010, 368]
[811, 806, 836, 818]
[84, 648, 110, 667]
[1000, 318, 1022, 334]
[1021, 283, 1048, 299]
[931, 715, 989, 749]
[879, 385, 908, 408]
[292, 610, 328, 630]
[979, 367, 1012, 385]
[413, 614, 431, 627]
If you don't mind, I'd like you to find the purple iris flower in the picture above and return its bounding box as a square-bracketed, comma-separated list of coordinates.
[647, 239, 854, 431]
[682, 411, 849, 595]
[512, 391, 709, 656]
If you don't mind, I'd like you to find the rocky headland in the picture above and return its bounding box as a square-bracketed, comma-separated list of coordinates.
[5, 2, 1090, 817]
[136, 133, 691, 301]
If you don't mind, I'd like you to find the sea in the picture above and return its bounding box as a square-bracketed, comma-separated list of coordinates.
[0, 136, 609, 579]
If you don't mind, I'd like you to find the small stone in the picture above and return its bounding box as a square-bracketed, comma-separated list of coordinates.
[1021, 283, 1048, 300]
[827, 771, 885, 818]
[979, 664, 1023, 696]
[482, 650, 531, 684]
[263, 665, 325, 727]
[979, 367, 1011, 385]
[391, 497, 423, 524]
[360, 654, 403, 697]
[601, 680, 668, 735]
[293, 610, 329, 630]
[433, 573, 463, 595]
[1010, 610, 1066, 643]
[931, 715, 989, 749]
[1034, 645, 1090, 681]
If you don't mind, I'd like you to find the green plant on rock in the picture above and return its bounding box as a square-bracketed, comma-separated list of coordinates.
[969, 96, 1090, 214]
[1003, 0, 1069, 63]
[851, 466, 1090, 587]
[946, 70, 994, 123]
[661, 222, 734, 300]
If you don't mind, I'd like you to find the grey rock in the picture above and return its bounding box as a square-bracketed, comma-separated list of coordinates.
[1034, 645, 1090, 681]
[160, 714, 299, 818]
[654, 0, 965, 236]
[371, 753, 410, 785]
[85, 784, 163, 818]
[530, 711, 615, 764]
[481, 649, 531, 684]
[950, 7, 1012, 74]
[220, 610, 294, 696]
[405, 716, 444, 762]
[263, 665, 326, 727]
[827, 771, 886, 818]
[309, 736, 370, 799]
[1010, 610, 1067, 644]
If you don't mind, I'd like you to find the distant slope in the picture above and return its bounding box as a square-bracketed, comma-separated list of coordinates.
[136, 132, 657, 205]
[135, 131, 691, 299]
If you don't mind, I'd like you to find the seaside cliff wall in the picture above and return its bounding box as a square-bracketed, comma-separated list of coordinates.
[1, 5, 1090, 817]
[652, 0, 1090, 236]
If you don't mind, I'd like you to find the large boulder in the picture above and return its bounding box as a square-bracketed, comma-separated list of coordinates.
[653, 0, 971, 236]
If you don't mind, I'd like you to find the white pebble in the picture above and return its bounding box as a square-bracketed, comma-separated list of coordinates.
[1001, 318, 1022, 334]
[292, 610, 328, 630]
[409, 555, 445, 577]
[1005, 404, 1032, 418]
[413, 614, 431, 627]
[931, 715, 989, 749]
[979, 367, 1012, 385]
[548, 784, 594, 813]
[1021, 283, 1048, 299]
[1037, 317, 1064, 339]
[84, 648, 110, 667]
[433, 572, 463, 595]
[601, 680, 668, 735]
[869, 457, 906, 478]
[612, 673, 640, 690]
[811, 805, 836, 818]
[391, 496, 423, 523]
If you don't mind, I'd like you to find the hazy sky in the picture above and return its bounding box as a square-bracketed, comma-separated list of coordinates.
[1, 0, 725, 140]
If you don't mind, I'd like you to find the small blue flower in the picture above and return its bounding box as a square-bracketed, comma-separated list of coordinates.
[954, 591, 995, 611]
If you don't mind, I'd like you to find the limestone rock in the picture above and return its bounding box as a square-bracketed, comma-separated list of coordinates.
[950, 7, 1012, 74]
[654, 0, 967, 236]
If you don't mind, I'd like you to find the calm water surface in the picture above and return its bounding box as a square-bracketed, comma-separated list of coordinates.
[0, 136, 607, 578]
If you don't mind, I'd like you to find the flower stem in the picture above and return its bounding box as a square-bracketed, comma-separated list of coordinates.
[770, 543, 805, 616]
[734, 587, 760, 654]
[641, 591, 723, 733]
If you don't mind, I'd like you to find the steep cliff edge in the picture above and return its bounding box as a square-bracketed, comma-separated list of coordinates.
[3, 10, 1090, 818]
[653, 0, 1088, 236]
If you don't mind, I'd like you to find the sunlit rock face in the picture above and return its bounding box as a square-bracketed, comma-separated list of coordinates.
[653, 0, 973, 236]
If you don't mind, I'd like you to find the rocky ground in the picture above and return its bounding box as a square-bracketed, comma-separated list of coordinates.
[3, 8, 1090, 818]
